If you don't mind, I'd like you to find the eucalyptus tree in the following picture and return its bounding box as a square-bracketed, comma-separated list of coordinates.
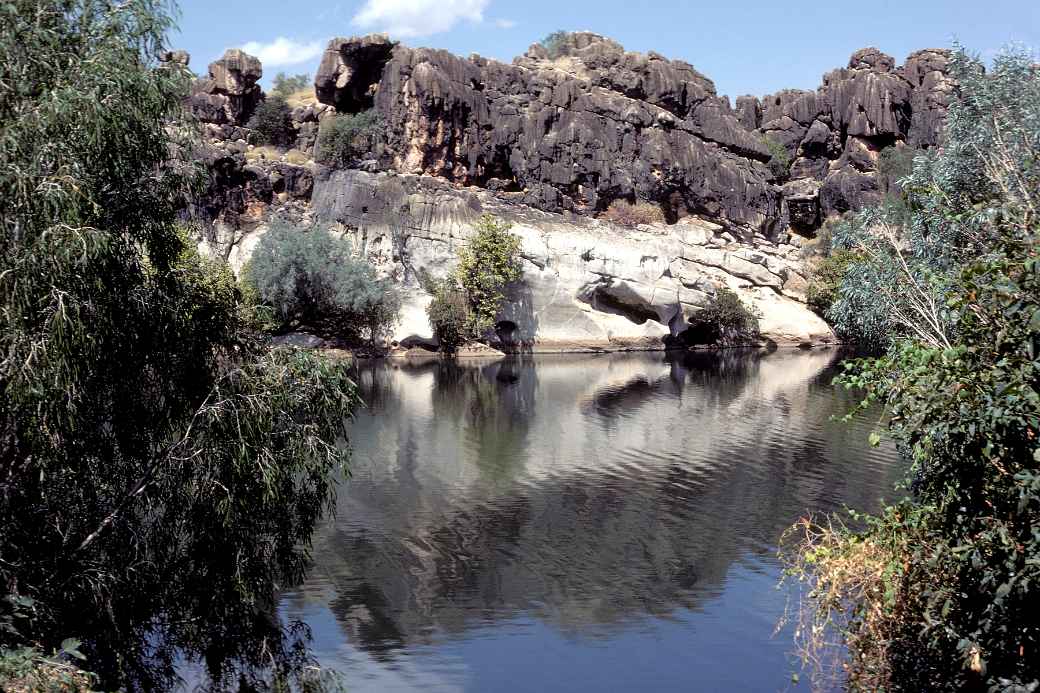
[0, 1, 357, 689]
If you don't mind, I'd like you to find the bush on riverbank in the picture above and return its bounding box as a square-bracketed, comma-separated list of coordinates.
[426, 215, 522, 350]
[244, 221, 400, 342]
[785, 46, 1040, 691]
[0, 2, 360, 689]
[684, 288, 761, 346]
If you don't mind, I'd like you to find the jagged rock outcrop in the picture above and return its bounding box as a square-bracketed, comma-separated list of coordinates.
[187, 34, 960, 351]
[190, 49, 263, 126]
[314, 33, 780, 238]
[741, 46, 954, 229]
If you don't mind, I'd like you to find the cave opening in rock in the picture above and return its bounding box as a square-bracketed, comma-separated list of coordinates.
[495, 320, 519, 344]
[589, 288, 661, 326]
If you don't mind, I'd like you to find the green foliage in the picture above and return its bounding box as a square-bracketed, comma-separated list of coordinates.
[685, 288, 761, 345]
[805, 249, 859, 317]
[315, 110, 382, 167]
[425, 215, 523, 348]
[827, 46, 1040, 349]
[0, 2, 359, 689]
[455, 214, 524, 339]
[0, 645, 96, 692]
[788, 45, 1040, 691]
[270, 72, 310, 100]
[762, 135, 792, 181]
[600, 199, 666, 227]
[246, 95, 296, 146]
[425, 280, 471, 352]
[540, 30, 570, 59]
[245, 220, 401, 341]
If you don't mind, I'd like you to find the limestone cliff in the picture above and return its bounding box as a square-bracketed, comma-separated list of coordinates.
[181, 34, 956, 351]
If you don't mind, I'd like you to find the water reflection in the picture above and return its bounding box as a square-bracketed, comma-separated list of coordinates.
[281, 350, 900, 692]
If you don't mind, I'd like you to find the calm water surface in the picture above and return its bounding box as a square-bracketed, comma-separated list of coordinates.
[280, 350, 901, 692]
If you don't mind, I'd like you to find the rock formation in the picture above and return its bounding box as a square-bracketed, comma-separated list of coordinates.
[190, 49, 264, 126]
[741, 46, 954, 229]
[315, 33, 780, 238]
[186, 33, 958, 351]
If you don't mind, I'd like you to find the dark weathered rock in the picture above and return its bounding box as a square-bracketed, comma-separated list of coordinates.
[190, 49, 263, 126]
[903, 49, 955, 148]
[754, 47, 953, 225]
[314, 33, 780, 236]
[314, 34, 397, 112]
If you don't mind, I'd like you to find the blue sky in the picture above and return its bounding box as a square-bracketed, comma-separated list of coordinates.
[171, 0, 1039, 98]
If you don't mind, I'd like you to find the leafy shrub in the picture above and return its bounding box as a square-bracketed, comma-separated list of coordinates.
[540, 30, 570, 59]
[786, 46, 1040, 691]
[270, 72, 310, 100]
[805, 249, 858, 317]
[761, 135, 792, 181]
[455, 214, 524, 338]
[315, 110, 382, 167]
[600, 199, 666, 227]
[245, 221, 400, 341]
[425, 214, 523, 348]
[425, 280, 470, 352]
[246, 95, 295, 146]
[684, 288, 761, 345]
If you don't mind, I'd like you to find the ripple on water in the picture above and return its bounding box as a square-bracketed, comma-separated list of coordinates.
[281, 350, 902, 692]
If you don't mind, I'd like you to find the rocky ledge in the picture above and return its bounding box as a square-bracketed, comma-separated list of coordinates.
[208, 169, 833, 351]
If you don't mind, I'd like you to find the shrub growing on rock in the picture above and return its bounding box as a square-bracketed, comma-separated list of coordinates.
[805, 249, 859, 317]
[425, 280, 470, 352]
[315, 110, 382, 167]
[684, 288, 761, 346]
[455, 214, 524, 338]
[762, 135, 792, 181]
[425, 215, 523, 348]
[600, 199, 666, 227]
[245, 221, 400, 341]
[246, 95, 295, 146]
[541, 30, 570, 59]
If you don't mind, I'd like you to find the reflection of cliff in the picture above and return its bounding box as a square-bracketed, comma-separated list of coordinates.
[285, 351, 901, 658]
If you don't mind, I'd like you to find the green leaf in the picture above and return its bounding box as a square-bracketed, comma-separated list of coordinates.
[868, 431, 882, 447]
[60, 638, 87, 661]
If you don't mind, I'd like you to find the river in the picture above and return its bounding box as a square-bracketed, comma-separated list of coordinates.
[278, 349, 901, 692]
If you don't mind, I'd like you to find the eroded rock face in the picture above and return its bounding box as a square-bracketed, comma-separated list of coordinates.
[190, 49, 263, 126]
[745, 46, 954, 227]
[207, 169, 833, 350]
[313, 33, 780, 238]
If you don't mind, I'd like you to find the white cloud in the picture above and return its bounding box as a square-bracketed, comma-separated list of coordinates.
[493, 18, 516, 29]
[238, 37, 323, 68]
[351, 0, 489, 38]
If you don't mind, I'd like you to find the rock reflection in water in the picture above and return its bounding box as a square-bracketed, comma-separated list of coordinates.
[280, 350, 900, 692]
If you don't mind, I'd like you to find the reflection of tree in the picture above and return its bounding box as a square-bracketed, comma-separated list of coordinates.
[428, 358, 538, 487]
[295, 351, 904, 661]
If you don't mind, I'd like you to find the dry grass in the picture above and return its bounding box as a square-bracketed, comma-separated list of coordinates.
[778, 516, 913, 692]
[284, 87, 318, 109]
[599, 199, 666, 228]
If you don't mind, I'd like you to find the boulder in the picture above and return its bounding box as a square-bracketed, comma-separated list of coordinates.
[190, 49, 263, 126]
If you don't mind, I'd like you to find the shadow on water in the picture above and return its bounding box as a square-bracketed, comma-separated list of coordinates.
[273, 349, 901, 692]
